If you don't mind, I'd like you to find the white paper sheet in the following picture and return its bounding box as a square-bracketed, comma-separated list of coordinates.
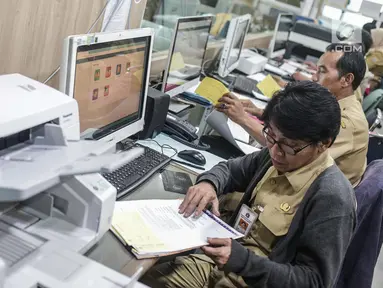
[227, 120, 250, 144]
[206, 111, 242, 151]
[102, 0, 131, 32]
[280, 63, 298, 75]
[247, 73, 267, 83]
[206, 110, 260, 154]
[112, 199, 242, 254]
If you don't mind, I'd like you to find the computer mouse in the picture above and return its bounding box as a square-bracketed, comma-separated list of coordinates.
[178, 150, 206, 166]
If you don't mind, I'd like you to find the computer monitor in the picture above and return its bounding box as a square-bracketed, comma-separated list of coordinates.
[268, 13, 294, 59]
[162, 16, 213, 98]
[218, 14, 251, 78]
[59, 28, 153, 145]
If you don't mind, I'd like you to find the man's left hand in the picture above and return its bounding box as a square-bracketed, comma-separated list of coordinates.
[216, 93, 247, 125]
[201, 238, 232, 269]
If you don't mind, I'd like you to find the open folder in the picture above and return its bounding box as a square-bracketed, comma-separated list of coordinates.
[111, 199, 243, 259]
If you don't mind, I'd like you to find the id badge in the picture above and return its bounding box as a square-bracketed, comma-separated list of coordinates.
[234, 204, 260, 236]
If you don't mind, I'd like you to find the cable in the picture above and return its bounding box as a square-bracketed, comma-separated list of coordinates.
[201, 59, 214, 77]
[150, 82, 163, 89]
[139, 139, 178, 158]
[43, 0, 120, 84]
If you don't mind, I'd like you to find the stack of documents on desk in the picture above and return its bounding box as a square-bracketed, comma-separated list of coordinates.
[195, 77, 229, 105]
[111, 199, 243, 259]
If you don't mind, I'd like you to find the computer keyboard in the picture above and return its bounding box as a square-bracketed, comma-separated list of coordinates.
[102, 144, 171, 199]
[233, 75, 263, 96]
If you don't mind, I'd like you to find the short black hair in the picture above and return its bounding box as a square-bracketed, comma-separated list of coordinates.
[260, 81, 341, 145]
[362, 29, 373, 55]
[363, 21, 376, 34]
[325, 43, 366, 90]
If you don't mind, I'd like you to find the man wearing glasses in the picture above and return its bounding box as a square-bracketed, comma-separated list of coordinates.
[218, 43, 369, 187]
[142, 81, 356, 288]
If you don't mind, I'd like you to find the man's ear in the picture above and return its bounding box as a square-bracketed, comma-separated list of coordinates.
[318, 139, 331, 152]
[341, 73, 355, 88]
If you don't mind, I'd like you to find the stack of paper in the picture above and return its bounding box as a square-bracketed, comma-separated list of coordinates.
[195, 77, 229, 105]
[256, 75, 281, 98]
[111, 199, 243, 259]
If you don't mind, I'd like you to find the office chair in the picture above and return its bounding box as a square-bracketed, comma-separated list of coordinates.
[336, 160, 383, 288]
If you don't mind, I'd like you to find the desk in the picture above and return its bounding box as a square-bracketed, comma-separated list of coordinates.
[138, 133, 225, 173]
[86, 163, 197, 278]
[86, 134, 225, 279]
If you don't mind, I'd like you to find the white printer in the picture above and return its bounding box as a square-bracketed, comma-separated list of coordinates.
[0, 74, 147, 287]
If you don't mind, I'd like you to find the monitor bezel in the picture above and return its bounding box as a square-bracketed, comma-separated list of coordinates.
[59, 28, 153, 146]
[218, 14, 251, 78]
[268, 13, 294, 59]
[161, 15, 213, 98]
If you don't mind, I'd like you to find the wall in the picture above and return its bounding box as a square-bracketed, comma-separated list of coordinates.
[0, 0, 107, 88]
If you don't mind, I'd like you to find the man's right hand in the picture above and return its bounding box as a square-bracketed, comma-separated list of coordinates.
[178, 182, 220, 218]
[240, 99, 263, 117]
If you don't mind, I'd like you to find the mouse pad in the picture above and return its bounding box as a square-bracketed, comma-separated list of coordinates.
[161, 170, 193, 194]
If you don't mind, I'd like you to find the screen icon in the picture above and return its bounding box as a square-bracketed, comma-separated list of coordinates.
[106, 66, 112, 78]
[94, 69, 100, 81]
[104, 85, 110, 97]
[92, 88, 99, 100]
[116, 64, 121, 75]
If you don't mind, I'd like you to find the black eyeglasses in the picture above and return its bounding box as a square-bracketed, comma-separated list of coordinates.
[262, 127, 312, 156]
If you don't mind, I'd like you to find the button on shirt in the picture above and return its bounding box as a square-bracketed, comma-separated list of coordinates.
[240, 151, 334, 257]
[330, 94, 369, 187]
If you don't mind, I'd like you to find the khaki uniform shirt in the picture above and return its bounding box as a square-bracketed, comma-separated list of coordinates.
[241, 151, 334, 257]
[355, 87, 363, 104]
[355, 63, 370, 104]
[329, 95, 369, 187]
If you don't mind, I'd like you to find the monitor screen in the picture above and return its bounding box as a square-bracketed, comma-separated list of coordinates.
[72, 37, 151, 138]
[163, 17, 213, 96]
[272, 14, 294, 54]
[225, 19, 249, 71]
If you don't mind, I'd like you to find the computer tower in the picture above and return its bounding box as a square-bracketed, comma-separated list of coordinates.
[138, 87, 170, 139]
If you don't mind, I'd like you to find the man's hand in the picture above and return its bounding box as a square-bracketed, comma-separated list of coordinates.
[292, 72, 311, 81]
[304, 61, 317, 70]
[215, 93, 248, 125]
[240, 99, 263, 117]
[179, 182, 220, 218]
[201, 238, 232, 269]
[271, 75, 288, 88]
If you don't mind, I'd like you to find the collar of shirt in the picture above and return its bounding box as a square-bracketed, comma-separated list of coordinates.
[338, 94, 358, 111]
[268, 150, 334, 193]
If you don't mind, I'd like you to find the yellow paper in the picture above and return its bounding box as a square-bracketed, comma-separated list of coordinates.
[257, 74, 282, 98]
[112, 211, 168, 251]
[169, 52, 185, 72]
[210, 13, 232, 36]
[195, 77, 229, 105]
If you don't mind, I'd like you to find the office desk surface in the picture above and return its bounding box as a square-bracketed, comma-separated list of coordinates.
[86, 159, 202, 278]
[139, 133, 226, 173]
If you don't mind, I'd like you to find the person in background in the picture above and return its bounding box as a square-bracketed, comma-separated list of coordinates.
[219, 43, 369, 187]
[142, 81, 356, 288]
[293, 31, 373, 101]
[366, 28, 383, 79]
[363, 20, 383, 35]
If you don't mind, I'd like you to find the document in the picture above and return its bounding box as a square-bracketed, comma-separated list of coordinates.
[111, 199, 242, 259]
[257, 75, 281, 98]
[280, 63, 297, 75]
[195, 77, 229, 105]
[206, 110, 260, 155]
